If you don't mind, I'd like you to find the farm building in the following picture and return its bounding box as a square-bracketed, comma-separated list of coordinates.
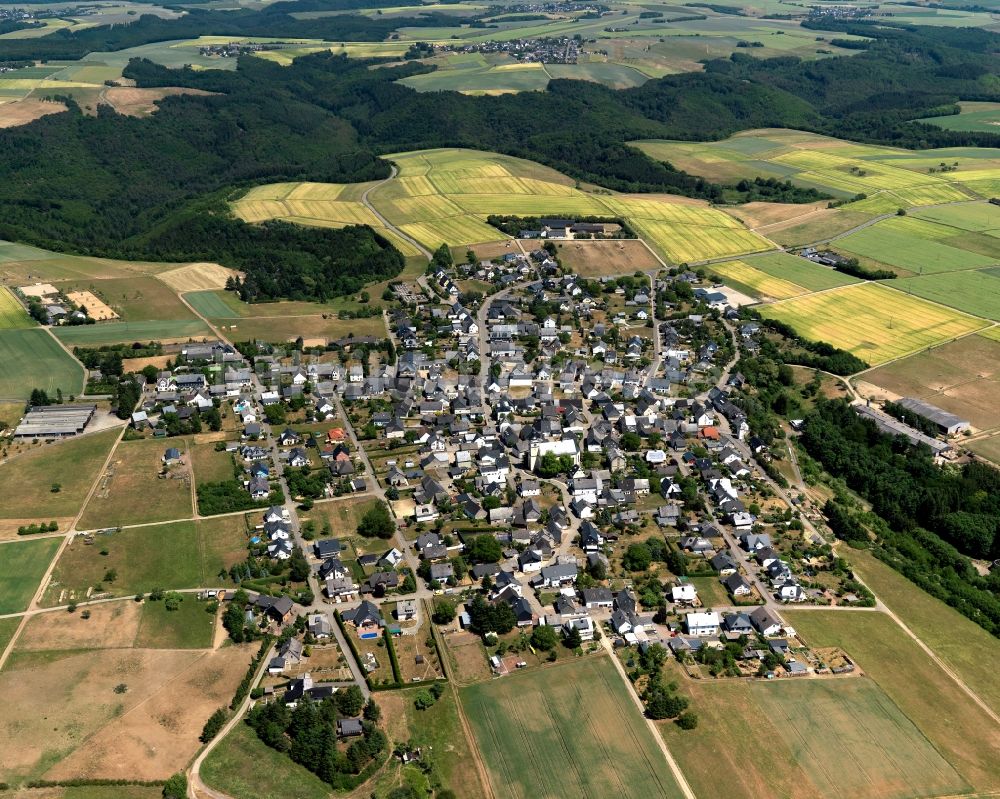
[855, 405, 951, 455]
[895, 397, 970, 436]
[13, 404, 96, 439]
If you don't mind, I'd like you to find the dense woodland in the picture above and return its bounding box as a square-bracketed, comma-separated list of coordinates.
[0, 13, 997, 298]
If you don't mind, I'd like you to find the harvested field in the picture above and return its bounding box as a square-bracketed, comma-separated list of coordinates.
[859, 334, 1000, 429]
[102, 86, 214, 117]
[157, 262, 237, 293]
[0, 328, 84, 400]
[121, 354, 171, 372]
[0, 98, 65, 128]
[0, 645, 251, 783]
[46, 517, 246, 604]
[0, 428, 119, 525]
[0, 537, 61, 614]
[553, 239, 661, 276]
[64, 290, 118, 321]
[18, 600, 143, 651]
[786, 609, 1000, 792]
[461, 655, 686, 799]
[968, 432, 1000, 463]
[768, 209, 875, 247]
[760, 283, 988, 366]
[0, 286, 34, 329]
[78, 438, 194, 529]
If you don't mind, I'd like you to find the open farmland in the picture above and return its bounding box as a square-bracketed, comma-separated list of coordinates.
[554, 239, 661, 276]
[461, 655, 686, 799]
[52, 318, 212, 347]
[785, 609, 1000, 793]
[632, 130, 1000, 210]
[0, 537, 61, 614]
[708, 259, 807, 301]
[0, 429, 119, 531]
[746, 252, 859, 291]
[760, 283, 989, 366]
[660, 677, 967, 799]
[858, 334, 1000, 430]
[0, 286, 33, 329]
[917, 102, 1000, 134]
[0, 329, 84, 400]
[45, 516, 247, 605]
[895, 269, 1000, 321]
[78, 438, 194, 529]
[157, 262, 237, 293]
[57, 276, 201, 322]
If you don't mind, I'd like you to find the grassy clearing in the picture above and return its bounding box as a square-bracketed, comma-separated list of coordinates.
[895, 269, 1000, 321]
[461, 655, 686, 799]
[760, 283, 989, 366]
[134, 596, 215, 649]
[0, 286, 34, 329]
[0, 537, 61, 613]
[687, 575, 730, 607]
[916, 102, 1000, 134]
[52, 318, 212, 347]
[0, 328, 84, 400]
[47, 516, 247, 604]
[190, 439, 237, 484]
[78, 438, 194, 529]
[785, 609, 1000, 792]
[0, 428, 119, 521]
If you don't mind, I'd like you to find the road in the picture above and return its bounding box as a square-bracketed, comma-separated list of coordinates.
[361, 165, 432, 259]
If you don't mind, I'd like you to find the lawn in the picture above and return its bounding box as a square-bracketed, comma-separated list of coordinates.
[190, 438, 238, 484]
[760, 283, 989, 366]
[134, 595, 216, 648]
[52, 318, 212, 346]
[0, 537, 61, 613]
[302, 496, 380, 540]
[785, 609, 1000, 793]
[894, 269, 1000, 321]
[461, 655, 686, 799]
[78, 437, 194, 529]
[687, 575, 730, 607]
[201, 721, 332, 799]
[46, 516, 247, 604]
[0, 328, 84, 400]
[847, 548, 1000, 717]
[0, 428, 119, 522]
[0, 286, 34, 329]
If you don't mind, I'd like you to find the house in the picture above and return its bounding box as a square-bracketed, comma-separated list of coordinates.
[254, 594, 295, 625]
[724, 573, 752, 597]
[162, 447, 182, 465]
[671, 581, 698, 605]
[308, 613, 333, 639]
[314, 539, 342, 559]
[429, 562, 454, 583]
[539, 563, 578, 588]
[711, 552, 738, 576]
[396, 598, 417, 621]
[342, 600, 383, 638]
[563, 615, 595, 642]
[685, 611, 720, 637]
[749, 606, 782, 637]
[284, 673, 336, 707]
[581, 587, 613, 609]
[337, 718, 364, 738]
[721, 612, 753, 636]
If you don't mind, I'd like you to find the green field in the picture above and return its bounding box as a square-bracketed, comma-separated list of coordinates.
[0, 328, 84, 400]
[835, 222, 998, 275]
[0, 616, 20, 655]
[911, 201, 1000, 232]
[52, 318, 212, 346]
[0, 286, 34, 329]
[185, 290, 242, 319]
[60, 276, 201, 322]
[895, 269, 1000, 320]
[0, 537, 62, 614]
[786, 609, 1000, 793]
[745, 252, 859, 291]
[0, 429, 119, 521]
[761, 283, 989, 366]
[462, 656, 686, 799]
[48, 517, 246, 603]
[916, 102, 1000, 134]
[134, 595, 216, 649]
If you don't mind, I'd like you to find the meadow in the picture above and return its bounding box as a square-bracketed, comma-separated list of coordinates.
[77, 438, 194, 529]
[134, 595, 216, 649]
[45, 516, 247, 605]
[760, 283, 989, 366]
[461, 655, 686, 799]
[785, 609, 1000, 793]
[58, 276, 201, 322]
[858, 334, 1000, 430]
[0, 537, 62, 614]
[834, 221, 998, 275]
[0, 286, 33, 329]
[0, 328, 84, 400]
[52, 318, 212, 347]
[916, 102, 1000, 134]
[0, 428, 120, 526]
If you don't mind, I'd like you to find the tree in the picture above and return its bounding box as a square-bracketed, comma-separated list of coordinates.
[163, 773, 187, 799]
[530, 624, 558, 651]
[622, 542, 652, 572]
[621, 431, 642, 451]
[563, 625, 582, 649]
[432, 598, 456, 625]
[676, 711, 699, 730]
[289, 546, 310, 582]
[413, 689, 437, 710]
[466, 534, 502, 564]
[200, 707, 228, 742]
[336, 684, 365, 717]
[468, 594, 516, 635]
[646, 689, 688, 720]
[363, 698, 381, 722]
[357, 501, 394, 538]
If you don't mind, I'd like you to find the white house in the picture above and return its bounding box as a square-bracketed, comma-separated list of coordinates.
[671, 583, 698, 605]
[685, 611, 720, 637]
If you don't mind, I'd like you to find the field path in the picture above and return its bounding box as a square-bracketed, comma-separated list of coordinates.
[362, 164, 433, 259]
[598, 640, 697, 799]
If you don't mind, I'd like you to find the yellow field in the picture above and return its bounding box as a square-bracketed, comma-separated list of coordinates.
[632, 220, 773, 263]
[709, 259, 806, 300]
[399, 217, 503, 249]
[761, 283, 990, 366]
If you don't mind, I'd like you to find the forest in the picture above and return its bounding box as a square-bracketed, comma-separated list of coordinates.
[0, 13, 997, 299]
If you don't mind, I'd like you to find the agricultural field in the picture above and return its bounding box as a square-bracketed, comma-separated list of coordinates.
[0, 428, 120, 531]
[553, 239, 661, 276]
[632, 130, 1000, 210]
[156, 261, 236, 293]
[0, 643, 249, 784]
[45, 516, 247, 605]
[77, 438, 195, 530]
[760, 283, 989, 366]
[0, 537, 61, 614]
[57, 276, 201, 323]
[857, 334, 1000, 430]
[0, 286, 33, 329]
[52, 318, 213, 347]
[895, 269, 1000, 321]
[461, 655, 687, 799]
[785, 609, 1000, 793]
[0, 329, 84, 400]
[708, 258, 807, 301]
[706, 249, 854, 301]
[916, 102, 1000, 134]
